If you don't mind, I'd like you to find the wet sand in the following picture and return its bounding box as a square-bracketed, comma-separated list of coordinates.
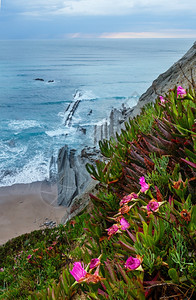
[0, 181, 68, 245]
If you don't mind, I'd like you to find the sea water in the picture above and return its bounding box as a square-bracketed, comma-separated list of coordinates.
[0, 38, 195, 186]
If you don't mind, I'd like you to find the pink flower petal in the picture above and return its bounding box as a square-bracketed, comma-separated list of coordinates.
[177, 86, 186, 97]
[125, 256, 141, 270]
[120, 193, 138, 206]
[106, 224, 119, 236]
[70, 262, 87, 282]
[139, 176, 149, 193]
[159, 96, 165, 104]
[147, 200, 159, 212]
[89, 258, 100, 270]
[120, 217, 130, 230]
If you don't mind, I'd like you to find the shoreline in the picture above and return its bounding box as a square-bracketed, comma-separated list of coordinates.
[0, 181, 68, 246]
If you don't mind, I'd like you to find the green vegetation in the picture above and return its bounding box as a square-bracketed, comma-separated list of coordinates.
[0, 85, 195, 299]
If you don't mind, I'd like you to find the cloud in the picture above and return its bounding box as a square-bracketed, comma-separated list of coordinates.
[100, 30, 196, 39]
[2, 1, 196, 39]
[5, 0, 196, 16]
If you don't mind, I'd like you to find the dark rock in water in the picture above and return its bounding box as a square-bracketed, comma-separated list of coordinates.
[6, 139, 16, 148]
[34, 78, 44, 81]
[64, 100, 81, 127]
[73, 89, 83, 99]
[78, 127, 86, 134]
[48, 80, 54, 83]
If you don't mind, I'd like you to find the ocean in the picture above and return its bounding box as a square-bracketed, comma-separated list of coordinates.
[0, 38, 195, 187]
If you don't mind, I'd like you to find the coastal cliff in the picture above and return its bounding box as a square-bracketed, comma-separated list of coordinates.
[57, 41, 196, 211]
[135, 41, 196, 112]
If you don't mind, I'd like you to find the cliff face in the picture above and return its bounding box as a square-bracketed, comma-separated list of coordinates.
[137, 41, 196, 109]
[57, 41, 196, 209]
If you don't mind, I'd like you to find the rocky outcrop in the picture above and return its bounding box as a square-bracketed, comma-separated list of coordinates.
[64, 100, 81, 127]
[93, 105, 134, 146]
[57, 146, 99, 206]
[58, 42, 196, 210]
[136, 41, 196, 110]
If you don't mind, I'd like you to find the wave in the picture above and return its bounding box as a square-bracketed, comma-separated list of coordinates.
[8, 120, 42, 131]
[0, 141, 28, 160]
[73, 89, 96, 101]
[45, 126, 76, 138]
[0, 153, 49, 187]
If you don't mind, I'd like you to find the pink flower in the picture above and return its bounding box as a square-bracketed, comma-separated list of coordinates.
[106, 224, 119, 237]
[159, 96, 165, 104]
[147, 199, 159, 213]
[70, 262, 87, 282]
[139, 176, 149, 193]
[0, 268, 4, 272]
[90, 258, 100, 270]
[27, 255, 32, 260]
[120, 217, 130, 230]
[120, 193, 138, 206]
[177, 86, 186, 97]
[125, 256, 141, 270]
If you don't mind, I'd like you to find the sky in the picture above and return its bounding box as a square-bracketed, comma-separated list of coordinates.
[0, 0, 196, 39]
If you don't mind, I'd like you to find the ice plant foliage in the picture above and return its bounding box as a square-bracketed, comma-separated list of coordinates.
[14, 86, 195, 299]
[139, 176, 149, 193]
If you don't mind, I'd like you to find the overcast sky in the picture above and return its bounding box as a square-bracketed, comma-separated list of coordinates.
[0, 0, 196, 39]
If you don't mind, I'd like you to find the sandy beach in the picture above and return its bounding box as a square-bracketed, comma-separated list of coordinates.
[0, 181, 68, 245]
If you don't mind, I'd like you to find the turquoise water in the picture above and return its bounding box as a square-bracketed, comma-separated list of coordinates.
[0, 38, 194, 186]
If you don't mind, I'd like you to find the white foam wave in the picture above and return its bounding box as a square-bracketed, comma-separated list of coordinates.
[57, 112, 65, 118]
[0, 153, 49, 187]
[45, 128, 67, 137]
[80, 117, 108, 127]
[96, 118, 108, 126]
[8, 120, 41, 131]
[73, 89, 96, 101]
[45, 127, 76, 138]
[0, 142, 27, 160]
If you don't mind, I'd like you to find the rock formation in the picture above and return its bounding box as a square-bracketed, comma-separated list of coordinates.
[136, 41, 196, 110]
[57, 146, 99, 206]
